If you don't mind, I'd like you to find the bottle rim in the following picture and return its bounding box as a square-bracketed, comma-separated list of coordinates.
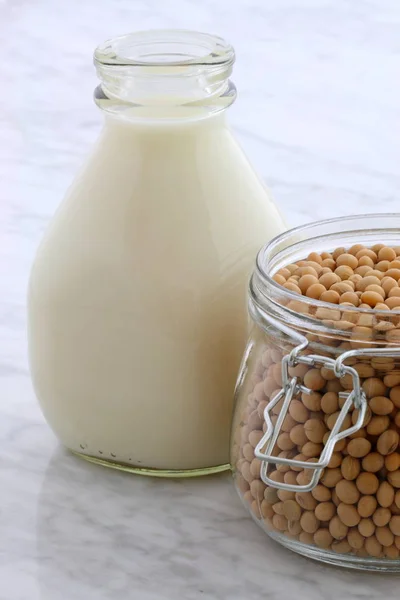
[94, 29, 235, 69]
[93, 30, 236, 116]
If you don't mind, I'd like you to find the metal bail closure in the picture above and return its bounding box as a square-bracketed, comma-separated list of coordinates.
[254, 347, 368, 493]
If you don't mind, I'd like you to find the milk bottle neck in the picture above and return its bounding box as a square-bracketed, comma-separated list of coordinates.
[93, 30, 236, 122]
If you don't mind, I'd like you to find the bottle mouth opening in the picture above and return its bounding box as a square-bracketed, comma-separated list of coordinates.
[94, 29, 235, 69]
[93, 30, 236, 116]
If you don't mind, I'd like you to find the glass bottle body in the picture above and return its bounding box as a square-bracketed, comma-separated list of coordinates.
[28, 31, 285, 476]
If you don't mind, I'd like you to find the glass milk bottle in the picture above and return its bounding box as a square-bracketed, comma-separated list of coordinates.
[28, 30, 285, 476]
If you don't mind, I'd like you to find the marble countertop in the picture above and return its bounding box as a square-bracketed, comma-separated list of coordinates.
[2, 0, 400, 598]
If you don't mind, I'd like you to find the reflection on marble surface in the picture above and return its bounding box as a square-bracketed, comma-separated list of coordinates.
[2, 0, 400, 598]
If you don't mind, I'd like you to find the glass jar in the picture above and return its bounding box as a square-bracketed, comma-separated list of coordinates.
[28, 30, 285, 477]
[231, 214, 400, 571]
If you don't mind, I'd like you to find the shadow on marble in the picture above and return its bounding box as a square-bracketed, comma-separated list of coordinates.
[34, 448, 400, 600]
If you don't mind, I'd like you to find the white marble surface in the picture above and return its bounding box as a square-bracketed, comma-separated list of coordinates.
[2, 0, 400, 598]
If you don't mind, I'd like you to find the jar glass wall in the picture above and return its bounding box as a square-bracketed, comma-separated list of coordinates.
[231, 214, 400, 571]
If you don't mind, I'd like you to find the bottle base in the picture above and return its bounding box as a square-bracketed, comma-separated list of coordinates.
[267, 531, 400, 573]
[71, 449, 230, 478]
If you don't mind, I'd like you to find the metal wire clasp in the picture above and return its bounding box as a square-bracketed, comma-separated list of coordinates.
[254, 344, 368, 493]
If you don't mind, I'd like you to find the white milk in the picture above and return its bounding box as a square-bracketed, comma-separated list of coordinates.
[28, 113, 284, 472]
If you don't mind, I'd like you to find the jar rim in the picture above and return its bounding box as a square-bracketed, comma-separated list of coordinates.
[251, 213, 400, 346]
[256, 213, 400, 317]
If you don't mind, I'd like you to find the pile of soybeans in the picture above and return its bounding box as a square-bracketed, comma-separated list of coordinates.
[234, 243, 400, 559]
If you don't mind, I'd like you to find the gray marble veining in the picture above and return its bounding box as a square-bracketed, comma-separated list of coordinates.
[1, 0, 400, 598]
